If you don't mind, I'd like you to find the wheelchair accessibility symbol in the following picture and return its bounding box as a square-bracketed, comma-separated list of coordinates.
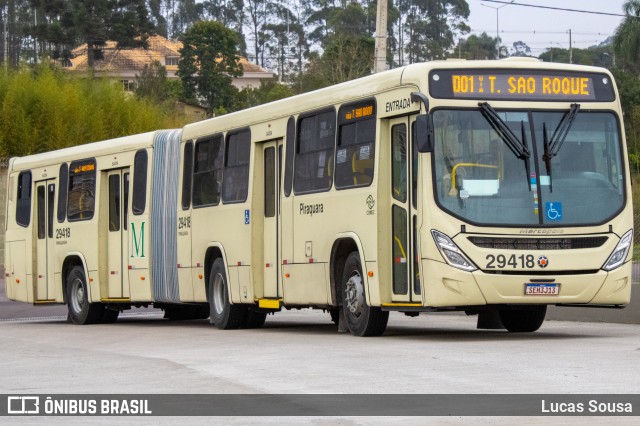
[545, 202, 562, 221]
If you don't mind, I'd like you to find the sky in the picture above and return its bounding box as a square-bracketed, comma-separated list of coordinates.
[467, 0, 627, 55]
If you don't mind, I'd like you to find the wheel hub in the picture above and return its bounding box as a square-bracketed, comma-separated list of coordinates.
[212, 273, 225, 315]
[70, 278, 85, 313]
[345, 272, 364, 317]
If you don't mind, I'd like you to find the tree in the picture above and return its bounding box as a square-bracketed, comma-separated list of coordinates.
[236, 80, 294, 109]
[177, 20, 243, 114]
[203, 0, 246, 54]
[457, 32, 497, 60]
[538, 45, 614, 67]
[26, 1, 153, 68]
[396, 0, 470, 63]
[134, 60, 179, 103]
[613, 0, 640, 69]
[295, 2, 375, 91]
[147, 0, 168, 37]
[172, 0, 202, 37]
[510, 41, 531, 57]
[0, 64, 187, 157]
[203, 0, 244, 32]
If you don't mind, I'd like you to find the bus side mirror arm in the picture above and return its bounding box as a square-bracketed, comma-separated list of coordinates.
[411, 92, 435, 153]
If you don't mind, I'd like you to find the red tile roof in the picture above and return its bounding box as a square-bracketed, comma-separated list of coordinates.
[68, 35, 268, 76]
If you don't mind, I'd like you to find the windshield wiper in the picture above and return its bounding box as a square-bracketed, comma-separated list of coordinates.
[542, 103, 580, 192]
[478, 102, 532, 191]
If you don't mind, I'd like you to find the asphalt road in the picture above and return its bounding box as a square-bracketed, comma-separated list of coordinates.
[1, 303, 639, 394]
[2, 279, 639, 424]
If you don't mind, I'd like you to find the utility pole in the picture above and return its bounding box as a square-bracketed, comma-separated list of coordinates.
[481, 0, 514, 59]
[3, 9, 7, 73]
[374, 0, 388, 73]
[33, 7, 38, 65]
[568, 29, 572, 64]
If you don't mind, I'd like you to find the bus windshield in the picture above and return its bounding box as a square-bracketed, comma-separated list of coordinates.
[432, 109, 624, 226]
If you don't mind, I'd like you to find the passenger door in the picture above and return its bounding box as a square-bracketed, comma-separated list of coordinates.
[262, 140, 283, 299]
[106, 169, 130, 299]
[35, 180, 56, 302]
[388, 117, 421, 302]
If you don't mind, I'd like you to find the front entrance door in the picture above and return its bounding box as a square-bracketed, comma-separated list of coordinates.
[262, 140, 283, 298]
[106, 169, 130, 299]
[388, 116, 421, 302]
[35, 180, 56, 301]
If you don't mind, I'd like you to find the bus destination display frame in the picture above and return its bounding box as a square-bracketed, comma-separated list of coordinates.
[429, 69, 616, 102]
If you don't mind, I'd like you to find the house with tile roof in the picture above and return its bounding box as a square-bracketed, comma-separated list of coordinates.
[65, 35, 273, 93]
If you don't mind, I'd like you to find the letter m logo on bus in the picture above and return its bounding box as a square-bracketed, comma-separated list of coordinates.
[130, 222, 146, 258]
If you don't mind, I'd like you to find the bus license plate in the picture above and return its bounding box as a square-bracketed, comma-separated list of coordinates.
[525, 283, 559, 295]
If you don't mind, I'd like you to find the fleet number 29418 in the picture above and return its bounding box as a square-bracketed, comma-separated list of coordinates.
[486, 254, 535, 269]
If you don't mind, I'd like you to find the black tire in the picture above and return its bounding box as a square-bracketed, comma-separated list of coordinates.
[208, 258, 246, 329]
[101, 308, 120, 324]
[342, 252, 388, 337]
[242, 310, 267, 329]
[329, 309, 339, 325]
[66, 266, 104, 325]
[498, 305, 547, 332]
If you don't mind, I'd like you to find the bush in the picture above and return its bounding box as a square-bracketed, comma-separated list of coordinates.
[0, 64, 189, 158]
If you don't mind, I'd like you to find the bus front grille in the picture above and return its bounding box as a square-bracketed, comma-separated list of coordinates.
[468, 236, 608, 250]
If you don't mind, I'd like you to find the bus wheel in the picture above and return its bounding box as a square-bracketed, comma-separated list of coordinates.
[208, 258, 246, 330]
[242, 310, 267, 329]
[498, 306, 547, 332]
[66, 266, 104, 325]
[342, 252, 388, 337]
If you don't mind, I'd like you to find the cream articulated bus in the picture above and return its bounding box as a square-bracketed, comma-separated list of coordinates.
[4, 59, 633, 336]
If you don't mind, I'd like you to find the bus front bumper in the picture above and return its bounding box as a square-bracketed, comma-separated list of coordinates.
[421, 259, 632, 307]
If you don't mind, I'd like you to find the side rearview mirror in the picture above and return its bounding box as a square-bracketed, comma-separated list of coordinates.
[415, 114, 435, 153]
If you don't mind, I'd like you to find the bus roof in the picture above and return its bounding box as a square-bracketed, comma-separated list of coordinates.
[182, 59, 614, 141]
[9, 131, 167, 172]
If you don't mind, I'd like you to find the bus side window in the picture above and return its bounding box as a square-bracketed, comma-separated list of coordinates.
[57, 163, 68, 222]
[37, 186, 45, 239]
[16, 171, 32, 227]
[284, 116, 295, 197]
[335, 100, 376, 189]
[123, 172, 129, 230]
[132, 149, 148, 215]
[67, 159, 96, 221]
[294, 109, 335, 194]
[222, 129, 251, 204]
[391, 124, 407, 202]
[193, 135, 223, 207]
[182, 141, 193, 210]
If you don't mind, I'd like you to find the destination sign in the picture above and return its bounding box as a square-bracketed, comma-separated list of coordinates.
[339, 99, 376, 125]
[71, 161, 96, 174]
[429, 69, 616, 102]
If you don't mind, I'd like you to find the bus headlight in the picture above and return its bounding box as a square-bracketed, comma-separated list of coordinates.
[431, 230, 477, 272]
[602, 229, 633, 271]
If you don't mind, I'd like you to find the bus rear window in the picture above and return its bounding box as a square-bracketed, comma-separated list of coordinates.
[16, 171, 32, 227]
